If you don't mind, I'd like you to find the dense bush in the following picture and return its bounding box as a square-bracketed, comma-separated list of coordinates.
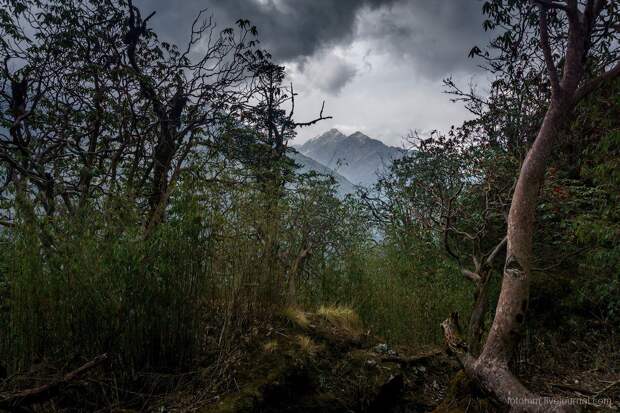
[0, 174, 475, 377]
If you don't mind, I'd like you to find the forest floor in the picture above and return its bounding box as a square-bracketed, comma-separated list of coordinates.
[164, 306, 458, 413]
[517, 319, 620, 412]
[1, 308, 618, 412]
[152, 308, 620, 413]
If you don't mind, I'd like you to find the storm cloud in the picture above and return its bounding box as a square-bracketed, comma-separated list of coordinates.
[137, 0, 400, 61]
[356, 2, 487, 79]
[134, 0, 492, 144]
[290, 50, 359, 95]
[137, 0, 486, 75]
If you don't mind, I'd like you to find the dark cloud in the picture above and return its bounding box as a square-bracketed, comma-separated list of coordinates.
[356, 1, 488, 78]
[292, 51, 359, 95]
[319, 58, 357, 94]
[136, 0, 399, 61]
[133, 0, 490, 139]
[136, 1, 487, 71]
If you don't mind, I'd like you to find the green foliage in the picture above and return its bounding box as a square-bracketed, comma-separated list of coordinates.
[569, 130, 620, 322]
[1, 199, 210, 373]
[350, 242, 472, 345]
[0, 170, 474, 380]
[534, 81, 620, 323]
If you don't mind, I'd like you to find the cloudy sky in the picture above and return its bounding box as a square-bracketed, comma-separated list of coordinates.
[136, 0, 490, 146]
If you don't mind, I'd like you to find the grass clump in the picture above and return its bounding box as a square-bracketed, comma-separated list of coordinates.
[317, 305, 362, 334]
[282, 307, 311, 329]
[295, 335, 321, 356]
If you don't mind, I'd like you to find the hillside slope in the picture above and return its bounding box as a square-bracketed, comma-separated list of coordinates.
[296, 129, 404, 186]
[289, 151, 357, 196]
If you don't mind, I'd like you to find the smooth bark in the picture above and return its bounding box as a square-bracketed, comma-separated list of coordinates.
[441, 1, 619, 410]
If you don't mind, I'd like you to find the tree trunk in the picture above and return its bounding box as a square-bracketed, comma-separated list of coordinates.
[287, 245, 311, 305]
[481, 102, 564, 365]
[474, 102, 573, 412]
[148, 128, 175, 224]
[441, 1, 620, 410]
[444, 95, 579, 413]
[467, 269, 491, 356]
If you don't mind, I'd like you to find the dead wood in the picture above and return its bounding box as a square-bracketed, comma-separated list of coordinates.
[0, 354, 109, 412]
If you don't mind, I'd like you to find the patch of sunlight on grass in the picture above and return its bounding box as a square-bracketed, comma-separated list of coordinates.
[282, 307, 310, 329]
[317, 305, 362, 333]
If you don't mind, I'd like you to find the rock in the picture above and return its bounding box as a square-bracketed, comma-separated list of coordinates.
[374, 343, 390, 354]
[374, 343, 399, 358]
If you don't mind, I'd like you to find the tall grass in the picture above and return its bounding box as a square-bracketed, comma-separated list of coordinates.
[0, 188, 287, 376]
[0, 184, 474, 381]
[2, 204, 208, 373]
[297, 236, 473, 346]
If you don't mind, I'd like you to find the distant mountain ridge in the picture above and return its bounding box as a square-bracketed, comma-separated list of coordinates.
[288, 151, 356, 197]
[295, 129, 403, 186]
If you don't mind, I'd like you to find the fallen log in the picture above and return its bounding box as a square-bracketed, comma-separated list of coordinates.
[0, 353, 109, 412]
[380, 349, 444, 366]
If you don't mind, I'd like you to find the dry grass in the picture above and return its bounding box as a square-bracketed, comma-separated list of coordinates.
[262, 340, 279, 353]
[296, 335, 321, 356]
[282, 307, 310, 329]
[317, 305, 362, 334]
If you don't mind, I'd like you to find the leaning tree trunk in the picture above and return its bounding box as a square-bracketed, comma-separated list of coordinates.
[474, 101, 568, 408]
[460, 236, 507, 356]
[442, 101, 573, 413]
[442, 1, 620, 411]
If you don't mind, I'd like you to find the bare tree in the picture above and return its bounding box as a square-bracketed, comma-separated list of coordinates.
[0, 0, 267, 236]
[121, 1, 266, 231]
[224, 61, 331, 303]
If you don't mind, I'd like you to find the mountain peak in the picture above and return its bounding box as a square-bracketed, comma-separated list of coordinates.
[318, 128, 346, 140]
[297, 129, 404, 186]
[299, 128, 345, 150]
[348, 131, 371, 141]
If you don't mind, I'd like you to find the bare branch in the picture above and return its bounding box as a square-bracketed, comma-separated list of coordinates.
[440, 313, 476, 368]
[0, 220, 14, 228]
[462, 269, 482, 284]
[0, 354, 109, 410]
[538, 5, 562, 95]
[294, 101, 333, 128]
[485, 235, 508, 267]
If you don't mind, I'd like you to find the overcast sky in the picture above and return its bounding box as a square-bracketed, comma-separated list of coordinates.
[135, 0, 490, 146]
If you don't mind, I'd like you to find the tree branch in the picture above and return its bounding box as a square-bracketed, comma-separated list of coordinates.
[294, 101, 333, 128]
[485, 235, 508, 267]
[574, 60, 620, 102]
[440, 312, 476, 368]
[0, 219, 14, 228]
[462, 269, 482, 284]
[538, 5, 562, 95]
[0, 354, 109, 410]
